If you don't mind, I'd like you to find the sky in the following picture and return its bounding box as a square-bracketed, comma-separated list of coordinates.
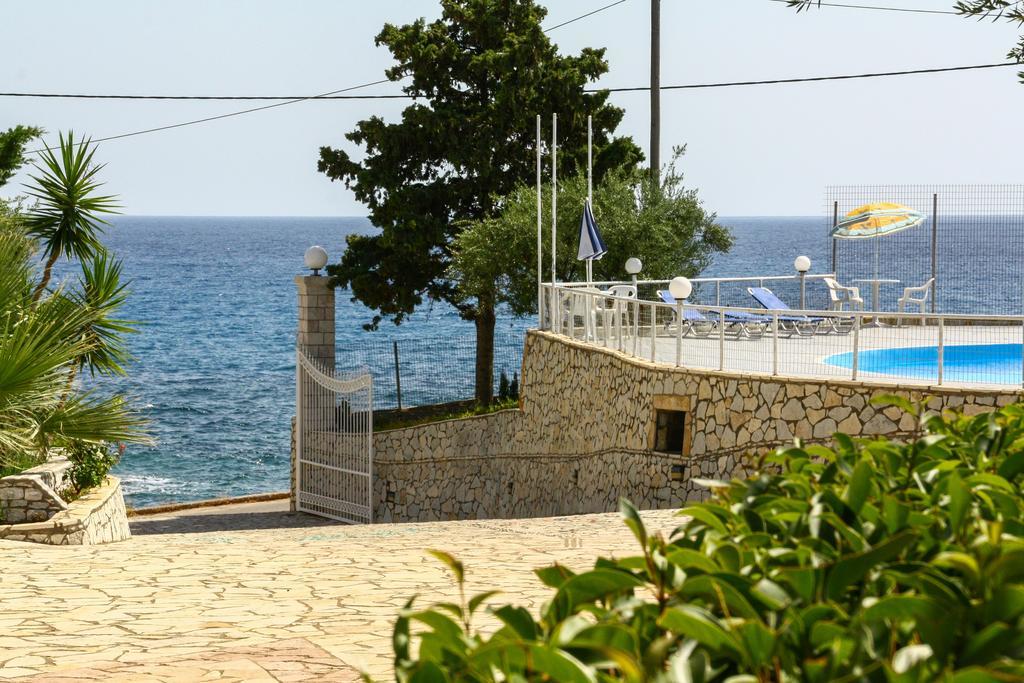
[2, 0, 1022, 217]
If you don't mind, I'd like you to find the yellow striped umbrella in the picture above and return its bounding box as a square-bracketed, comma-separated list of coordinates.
[832, 202, 926, 239]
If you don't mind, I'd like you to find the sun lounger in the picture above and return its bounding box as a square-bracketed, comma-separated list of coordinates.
[746, 286, 851, 336]
[658, 291, 768, 338]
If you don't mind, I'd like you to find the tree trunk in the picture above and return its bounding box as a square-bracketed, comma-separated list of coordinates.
[32, 250, 60, 302]
[474, 297, 496, 405]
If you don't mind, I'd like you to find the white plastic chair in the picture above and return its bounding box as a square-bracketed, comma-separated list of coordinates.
[597, 285, 636, 338]
[823, 277, 864, 311]
[562, 287, 601, 339]
[897, 278, 935, 325]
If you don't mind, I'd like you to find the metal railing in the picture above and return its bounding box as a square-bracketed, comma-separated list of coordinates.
[540, 282, 1024, 389]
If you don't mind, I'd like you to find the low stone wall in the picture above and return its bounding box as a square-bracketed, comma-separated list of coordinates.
[0, 476, 131, 545]
[366, 331, 1022, 523]
[0, 457, 71, 524]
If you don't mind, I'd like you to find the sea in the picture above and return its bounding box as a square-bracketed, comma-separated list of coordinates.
[52, 215, 1009, 507]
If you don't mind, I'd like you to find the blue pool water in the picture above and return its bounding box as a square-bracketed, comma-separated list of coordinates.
[824, 343, 1023, 384]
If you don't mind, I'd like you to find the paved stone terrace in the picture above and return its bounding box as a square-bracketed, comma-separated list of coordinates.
[0, 501, 680, 682]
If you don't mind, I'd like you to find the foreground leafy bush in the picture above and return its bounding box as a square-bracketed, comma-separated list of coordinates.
[394, 398, 1024, 681]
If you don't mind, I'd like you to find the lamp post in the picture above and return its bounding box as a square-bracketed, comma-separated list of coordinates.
[669, 277, 691, 367]
[625, 258, 643, 350]
[305, 246, 328, 276]
[794, 255, 811, 310]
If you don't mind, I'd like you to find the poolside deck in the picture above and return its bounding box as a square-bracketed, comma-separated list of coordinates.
[584, 321, 1024, 390]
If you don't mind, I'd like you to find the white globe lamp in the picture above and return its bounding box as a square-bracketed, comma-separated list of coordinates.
[793, 255, 811, 309]
[304, 246, 328, 276]
[624, 257, 643, 276]
[669, 276, 692, 302]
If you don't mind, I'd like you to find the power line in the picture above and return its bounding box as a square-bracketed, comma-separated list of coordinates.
[601, 61, 1019, 92]
[25, 79, 391, 153]
[544, 0, 629, 31]
[767, 0, 959, 15]
[11, 61, 1019, 106]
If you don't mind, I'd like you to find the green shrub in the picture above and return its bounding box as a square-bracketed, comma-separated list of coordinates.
[392, 398, 1024, 681]
[64, 441, 122, 499]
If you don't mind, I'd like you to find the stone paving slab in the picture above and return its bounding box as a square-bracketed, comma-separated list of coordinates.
[0, 502, 681, 681]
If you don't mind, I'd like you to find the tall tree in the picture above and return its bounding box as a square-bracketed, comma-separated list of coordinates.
[0, 125, 43, 189]
[319, 0, 643, 404]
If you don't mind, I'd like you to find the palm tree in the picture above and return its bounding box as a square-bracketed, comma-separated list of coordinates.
[0, 225, 149, 469]
[24, 131, 119, 301]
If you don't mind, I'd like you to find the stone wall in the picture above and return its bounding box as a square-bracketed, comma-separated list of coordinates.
[0, 476, 131, 545]
[366, 331, 1022, 523]
[0, 457, 71, 524]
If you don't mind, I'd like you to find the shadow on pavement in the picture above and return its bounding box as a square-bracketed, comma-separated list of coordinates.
[130, 509, 342, 535]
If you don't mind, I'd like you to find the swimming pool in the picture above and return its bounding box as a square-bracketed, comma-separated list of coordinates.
[824, 343, 1023, 385]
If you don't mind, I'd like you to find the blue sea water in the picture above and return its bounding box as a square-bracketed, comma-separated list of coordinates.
[46, 215, 850, 507]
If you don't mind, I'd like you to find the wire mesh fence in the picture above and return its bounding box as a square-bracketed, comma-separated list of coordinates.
[825, 185, 1024, 315]
[337, 330, 526, 410]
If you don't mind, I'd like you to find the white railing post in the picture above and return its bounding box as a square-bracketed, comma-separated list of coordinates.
[715, 281, 721, 307]
[852, 313, 860, 381]
[632, 298, 639, 357]
[675, 301, 683, 367]
[650, 302, 657, 363]
[772, 312, 779, 375]
[937, 316, 944, 385]
[718, 309, 726, 371]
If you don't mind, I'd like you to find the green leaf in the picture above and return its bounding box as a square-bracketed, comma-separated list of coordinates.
[871, 394, 916, 415]
[666, 547, 719, 574]
[492, 605, 538, 640]
[679, 506, 728, 535]
[825, 530, 917, 601]
[750, 578, 790, 610]
[861, 595, 942, 623]
[535, 563, 576, 589]
[467, 590, 501, 615]
[426, 550, 464, 585]
[947, 470, 971, 535]
[845, 459, 872, 514]
[620, 498, 647, 547]
[659, 606, 741, 657]
[997, 450, 1024, 481]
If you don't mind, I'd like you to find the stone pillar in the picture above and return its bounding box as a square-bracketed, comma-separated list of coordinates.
[293, 275, 336, 511]
[294, 275, 335, 365]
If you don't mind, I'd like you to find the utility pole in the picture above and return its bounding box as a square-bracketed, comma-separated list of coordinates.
[650, 0, 661, 186]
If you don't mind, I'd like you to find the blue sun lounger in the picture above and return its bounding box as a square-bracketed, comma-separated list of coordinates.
[746, 286, 834, 336]
[658, 291, 768, 338]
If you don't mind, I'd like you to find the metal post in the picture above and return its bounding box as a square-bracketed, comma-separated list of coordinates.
[936, 316, 944, 386]
[772, 313, 779, 375]
[392, 340, 402, 410]
[718, 309, 726, 371]
[715, 281, 721, 307]
[675, 301, 682, 367]
[650, 303, 657, 363]
[631, 274, 639, 357]
[536, 114, 543, 329]
[931, 192, 938, 314]
[550, 113, 558, 338]
[831, 200, 838, 274]
[799, 272, 806, 310]
[852, 313, 860, 381]
[650, 0, 661, 185]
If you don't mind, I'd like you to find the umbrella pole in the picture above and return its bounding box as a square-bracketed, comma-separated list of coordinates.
[587, 116, 593, 288]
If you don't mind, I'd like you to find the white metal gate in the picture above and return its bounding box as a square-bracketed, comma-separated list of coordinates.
[295, 347, 373, 523]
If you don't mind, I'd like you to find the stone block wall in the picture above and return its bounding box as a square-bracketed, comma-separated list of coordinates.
[0, 476, 131, 545]
[366, 331, 1022, 523]
[0, 457, 71, 524]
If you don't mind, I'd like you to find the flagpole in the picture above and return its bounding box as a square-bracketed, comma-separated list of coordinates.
[536, 114, 543, 329]
[551, 113, 557, 329]
[587, 115, 593, 286]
